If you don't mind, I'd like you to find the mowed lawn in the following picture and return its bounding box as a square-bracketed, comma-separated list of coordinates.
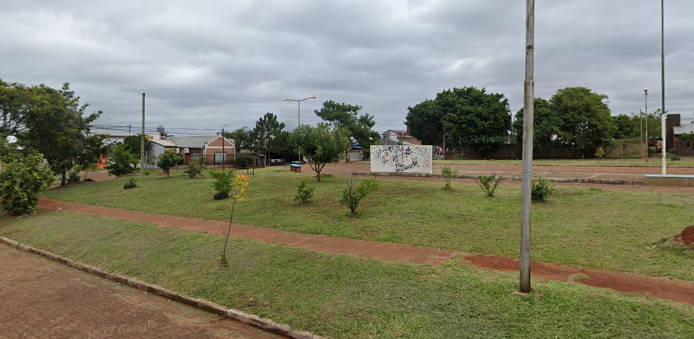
[43, 168, 694, 281]
[1, 212, 693, 339]
[434, 157, 694, 167]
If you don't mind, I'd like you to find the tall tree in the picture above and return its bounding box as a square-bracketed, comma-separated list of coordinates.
[17, 83, 103, 185]
[549, 87, 614, 157]
[612, 114, 639, 140]
[0, 79, 33, 136]
[227, 127, 252, 154]
[513, 98, 562, 156]
[250, 113, 286, 163]
[315, 100, 379, 157]
[290, 124, 349, 182]
[436, 87, 512, 158]
[405, 99, 444, 146]
[122, 134, 151, 159]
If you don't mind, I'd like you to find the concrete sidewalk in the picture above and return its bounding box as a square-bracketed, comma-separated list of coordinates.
[37, 199, 694, 307]
[0, 244, 285, 339]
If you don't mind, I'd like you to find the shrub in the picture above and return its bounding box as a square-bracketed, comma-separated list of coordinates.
[340, 178, 381, 214]
[124, 177, 137, 189]
[235, 152, 255, 169]
[594, 147, 605, 160]
[532, 177, 555, 202]
[475, 173, 503, 197]
[648, 146, 656, 156]
[0, 152, 55, 215]
[294, 180, 315, 204]
[157, 151, 183, 177]
[441, 165, 457, 189]
[184, 159, 206, 178]
[210, 169, 236, 199]
[106, 143, 138, 176]
[671, 154, 681, 161]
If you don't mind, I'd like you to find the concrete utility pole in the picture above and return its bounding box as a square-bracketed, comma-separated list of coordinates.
[140, 93, 145, 176]
[520, 0, 535, 293]
[661, 0, 667, 175]
[645, 89, 649, 162]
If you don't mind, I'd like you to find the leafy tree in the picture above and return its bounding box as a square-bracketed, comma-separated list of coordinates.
[513, 98, 562, 157]
[315, 100, 379, 158]
[0, 151, 54, 215]
[234, 152, 255, 169]
[612, 114, 639, 140]
[106, 142, 138, 176]
[184, 159, 205, 178]
[437, 87, 512, 158]
[250, 113, 286, 163]
[549, 87, 614, 157]
[228, 127, 252, 154]
[405, 99, 444, 147]
[290, 124, 349, 182]
[157, 151, 183, 177]
[122, 134, 151, 159]
[4, 81, 103, 185]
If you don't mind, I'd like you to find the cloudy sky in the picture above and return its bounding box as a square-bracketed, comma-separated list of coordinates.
[1, 0, 692, 135]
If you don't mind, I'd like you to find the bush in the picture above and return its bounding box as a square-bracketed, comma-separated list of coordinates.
[648, 146, 656, 156]
[594, 147, 605, 160]
[184, 159, 206, 178]
[235, 152, 255, 169]
[0, 152, 55, 215]
[294, 180, 315, 204]
[124, 177, 137, 189]
[441, 166, 457, 189]
[475, 173, 503, 197]
[106, 143, 138, 176]
[157, 151, 183, 177]
[532, 177, 555, 202]
[340, 178, 381, 214]
[210, 169, 236, 199]
[671, 154, 681, 161]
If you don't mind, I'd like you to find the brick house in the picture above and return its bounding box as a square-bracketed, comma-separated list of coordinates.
[149, 133, 235, 166]
[666, 114, 694, 156]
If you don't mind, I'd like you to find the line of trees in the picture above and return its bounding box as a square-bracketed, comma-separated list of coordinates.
[407, 86, 652, 159]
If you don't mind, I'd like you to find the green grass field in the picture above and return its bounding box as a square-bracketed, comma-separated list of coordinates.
[42, 169, 694, 281]
[434, 158, 694, 167]
[1, 211, 693, 339]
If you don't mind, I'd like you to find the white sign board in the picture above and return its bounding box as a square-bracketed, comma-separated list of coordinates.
[370, 145, 433, 173]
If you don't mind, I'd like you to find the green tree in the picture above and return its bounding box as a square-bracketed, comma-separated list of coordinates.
[549, 87, 614, 157]
[122, 134, 151, 159]
[228, 127, 252, 154]
[513, 98, 562, 157]
[9, 82, 103, 185]
[0, 151, 55, 215]
[157, 151, 183, 177]
[250, 113, 286, 163]
[0, 79, 32, 136]
[405, 99, 444, 147]
[106, 142, 138, 176]
[612, 114, 639, 140]
[290, 124, 349, 182]
[437, 87, 512, 158]
[315, 100, 379, 158]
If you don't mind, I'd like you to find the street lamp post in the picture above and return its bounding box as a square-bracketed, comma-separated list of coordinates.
[661, 0, 667, 175]
[283, 95, 316, 162]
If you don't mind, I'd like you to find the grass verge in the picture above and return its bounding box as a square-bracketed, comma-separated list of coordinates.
[434, 158, 694, 167]
[42, 169, 694, 281]
[1, 211, 693, 339]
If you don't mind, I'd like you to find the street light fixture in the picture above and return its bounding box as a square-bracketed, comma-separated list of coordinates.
[283, 95, 317, 162]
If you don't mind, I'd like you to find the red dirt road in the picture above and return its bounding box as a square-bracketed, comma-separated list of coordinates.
[38, 199, 694, 307]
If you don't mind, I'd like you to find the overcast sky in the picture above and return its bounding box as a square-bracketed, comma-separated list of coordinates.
[1, 0, 692, 135]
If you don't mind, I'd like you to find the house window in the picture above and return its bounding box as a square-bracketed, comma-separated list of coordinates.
[191, 153, 200, 161]
[214, 153, 226, 164]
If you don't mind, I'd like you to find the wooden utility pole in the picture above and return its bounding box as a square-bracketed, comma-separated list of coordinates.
[222, 126, 226, 171]
[520, 0, 535, 293]
[141, 93, 145, 176]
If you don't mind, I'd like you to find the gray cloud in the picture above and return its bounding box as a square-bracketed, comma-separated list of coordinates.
[1, 0, 692, 136]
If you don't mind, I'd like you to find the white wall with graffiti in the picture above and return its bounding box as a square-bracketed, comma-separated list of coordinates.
[370, 145, 433, 173]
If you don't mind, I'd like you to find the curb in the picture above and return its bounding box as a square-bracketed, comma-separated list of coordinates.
[352, 171, 642, 186]
[0, 236, 324, 339]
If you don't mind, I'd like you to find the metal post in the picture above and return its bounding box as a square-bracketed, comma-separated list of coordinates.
[661, 0, 667, 175]
[298, 100, 301, 162]
[140, 93, 145, 176]
[222, 127, 225, 171]
[645, 89, 649, 162]
[520, 0, 535, 293]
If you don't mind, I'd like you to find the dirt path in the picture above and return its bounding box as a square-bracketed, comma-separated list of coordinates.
[38, 199, 694, 307]
[0, 243, 285, 339]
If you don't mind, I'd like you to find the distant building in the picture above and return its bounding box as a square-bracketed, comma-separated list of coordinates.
[666, 114, 694, 156]
[148, 133, 235, 166]
[96, 132, 134, 145]
[379, 127, 422, 146]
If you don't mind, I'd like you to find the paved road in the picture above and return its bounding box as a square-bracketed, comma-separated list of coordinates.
[0, 244, 285, 339]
